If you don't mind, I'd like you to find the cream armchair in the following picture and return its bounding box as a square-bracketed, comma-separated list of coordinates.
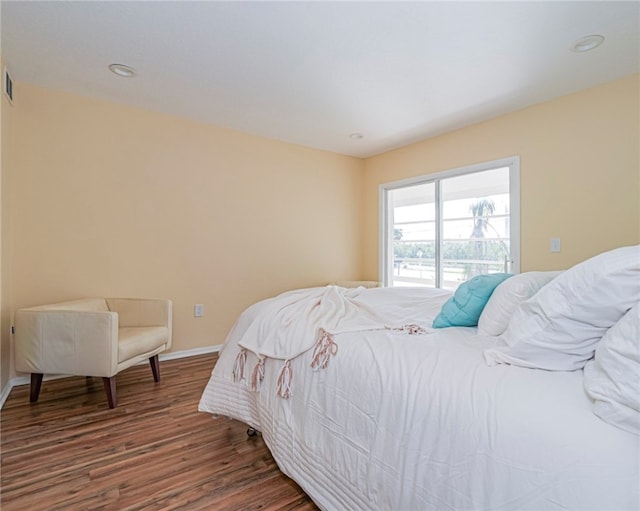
[15, 297, 172, 408]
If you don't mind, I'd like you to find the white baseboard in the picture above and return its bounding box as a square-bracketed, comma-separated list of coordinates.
[0, 381, 14, 410]
[0, 344, 223, 410]
[159, 344, 221, 361]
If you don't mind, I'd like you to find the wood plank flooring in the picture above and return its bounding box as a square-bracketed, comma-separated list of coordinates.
[0, 353, 319, 510]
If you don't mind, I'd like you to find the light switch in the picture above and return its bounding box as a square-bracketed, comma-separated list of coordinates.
[550, 238, 561, 253]
[194, 304, 204, 317]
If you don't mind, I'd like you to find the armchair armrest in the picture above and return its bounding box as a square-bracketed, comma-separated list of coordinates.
[106, 298, 172, 350]
[15, 308, 119, 377]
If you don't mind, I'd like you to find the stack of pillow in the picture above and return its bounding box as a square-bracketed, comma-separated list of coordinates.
[432, 272, 514, 329]
[431, 271, 562, 332]
[433, 245, 640, 435]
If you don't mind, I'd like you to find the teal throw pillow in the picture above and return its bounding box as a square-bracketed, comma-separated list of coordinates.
[433, 273, 513, 328]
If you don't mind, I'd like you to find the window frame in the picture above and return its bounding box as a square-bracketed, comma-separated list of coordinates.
[378, 156, 520, 287]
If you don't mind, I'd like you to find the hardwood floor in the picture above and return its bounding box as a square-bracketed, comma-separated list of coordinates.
[0, 353, 319, 510]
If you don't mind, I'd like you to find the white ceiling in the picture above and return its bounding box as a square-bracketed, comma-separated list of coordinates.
[2, 1, 639, 158]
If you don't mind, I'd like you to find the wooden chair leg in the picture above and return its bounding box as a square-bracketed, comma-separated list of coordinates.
[30, 373, 44, 403]
[102, 376, 117, 409]
[149, 354, 160, 382]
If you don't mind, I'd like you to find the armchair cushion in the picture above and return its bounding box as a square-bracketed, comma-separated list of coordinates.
[118, 326, 170, 364]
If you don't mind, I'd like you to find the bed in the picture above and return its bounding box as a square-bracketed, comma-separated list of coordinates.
[199, 246, 640, 511]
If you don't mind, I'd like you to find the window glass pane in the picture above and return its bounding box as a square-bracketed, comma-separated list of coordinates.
[389, 183, 435, 287]
[383, 161, 516, 290]
[441, 167, 510, 289]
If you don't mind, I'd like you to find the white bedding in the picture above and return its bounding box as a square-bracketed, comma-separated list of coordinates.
[199, 286, 640, 511]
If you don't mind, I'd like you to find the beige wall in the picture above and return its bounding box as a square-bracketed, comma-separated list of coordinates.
[362, 74, 640, 278]
[2, 74, 638, 389]
[3, 83, 364, 380]
[0, 52, 8, 392]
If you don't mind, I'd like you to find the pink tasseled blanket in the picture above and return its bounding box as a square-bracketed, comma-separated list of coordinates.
[231, 285, 425, 397]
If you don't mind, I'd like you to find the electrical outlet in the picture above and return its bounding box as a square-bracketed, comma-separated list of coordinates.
[4, 67, 14, 104]
[194, 304, 204, 317]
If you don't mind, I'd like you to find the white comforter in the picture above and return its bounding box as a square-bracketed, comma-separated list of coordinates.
[199, 286, 640, 511]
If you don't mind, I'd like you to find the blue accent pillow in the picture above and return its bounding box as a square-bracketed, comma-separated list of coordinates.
[433, 273, 513, 328]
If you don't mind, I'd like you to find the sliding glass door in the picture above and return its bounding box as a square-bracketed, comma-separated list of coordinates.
[381, 157, 519, 290]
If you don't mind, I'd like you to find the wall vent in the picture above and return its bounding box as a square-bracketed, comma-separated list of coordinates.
[4, 67, 14, 104]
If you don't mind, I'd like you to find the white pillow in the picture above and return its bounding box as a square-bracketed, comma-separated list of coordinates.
[484, 245, 640, 370]
[584, 304, 640, 435]
[477, 271, 562, 336]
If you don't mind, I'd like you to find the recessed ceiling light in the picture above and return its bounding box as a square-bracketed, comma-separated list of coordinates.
[571, 35, 605, 53]
[108, 63, 137, 77]
[349, 133, 364, 139]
